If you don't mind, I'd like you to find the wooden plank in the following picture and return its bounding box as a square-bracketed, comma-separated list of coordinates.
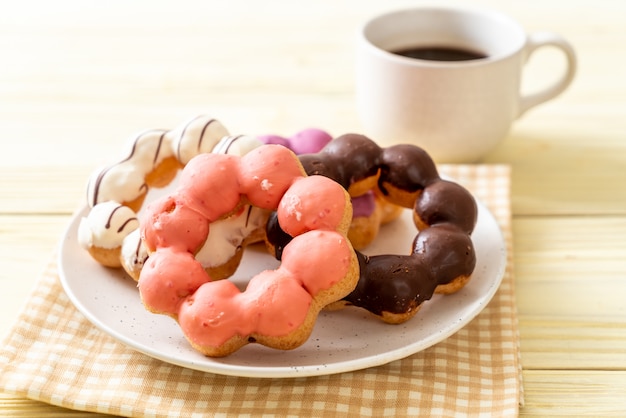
[513, 216, 626, 318]
[513, 216, 626, 372]
[519, 317, 626, 370]
[0, 215, 69, 336]
[0, 168, 87, 215]
[520, 370, 626, 417]
[485, 125, 626, 216]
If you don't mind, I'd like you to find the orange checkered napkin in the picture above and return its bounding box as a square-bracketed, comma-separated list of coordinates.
[0, 165, 522, 417]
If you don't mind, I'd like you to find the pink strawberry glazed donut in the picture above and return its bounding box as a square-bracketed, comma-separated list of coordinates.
[138, 144, 359, 357]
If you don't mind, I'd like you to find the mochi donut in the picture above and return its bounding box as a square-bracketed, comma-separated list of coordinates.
[257, 128, 333, 154]
[138, 144, 359, 356]
[266, 133, 478, 324]
[78, 200, 140, 268]
[86, 115, 229, 212]
[77, 116, 270, 281]
[258, 128, 402, 249]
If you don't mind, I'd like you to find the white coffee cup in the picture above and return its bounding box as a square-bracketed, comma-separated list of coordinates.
[356, 5, 577, 163]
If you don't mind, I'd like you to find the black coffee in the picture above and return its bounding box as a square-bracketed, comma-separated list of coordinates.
[392, 46, 487, 62]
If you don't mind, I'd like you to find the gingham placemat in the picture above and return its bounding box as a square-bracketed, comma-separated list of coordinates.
[0, 164, 522, 417]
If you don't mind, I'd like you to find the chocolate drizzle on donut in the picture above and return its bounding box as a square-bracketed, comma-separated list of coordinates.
[89, 129, 168, 207]
[267, 133, 478, 322]
[104, 205, 122, 229]
[105, 204, 138, 233]
[213, 135, 243, 154]
[244, 205, 253, 228]
[152, 131, 167, 165]
[175, 116, 218, 160]
[133, 234, 147, 265]
[90, 169, 109, 208]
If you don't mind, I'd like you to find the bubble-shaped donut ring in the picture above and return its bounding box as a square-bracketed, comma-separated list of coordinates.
[266, 134, 478, 324]
[138, 144, 359, 357]
[77, 115, 271, 282]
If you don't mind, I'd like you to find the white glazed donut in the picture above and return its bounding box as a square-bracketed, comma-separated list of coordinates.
[78, 116, 270, 281]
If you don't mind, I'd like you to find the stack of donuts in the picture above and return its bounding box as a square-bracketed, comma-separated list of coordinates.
[78, 115, 477, 356]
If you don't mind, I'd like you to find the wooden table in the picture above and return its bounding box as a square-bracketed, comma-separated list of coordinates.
[1, 0, 625, 416]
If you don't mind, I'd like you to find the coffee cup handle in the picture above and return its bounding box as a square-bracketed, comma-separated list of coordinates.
[518, 31, 577, 116]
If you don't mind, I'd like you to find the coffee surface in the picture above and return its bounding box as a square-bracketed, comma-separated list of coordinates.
[392, 46, 487, 61]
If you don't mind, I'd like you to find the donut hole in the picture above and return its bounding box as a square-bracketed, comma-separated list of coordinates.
[359, 207, 414, 257]
[222, 242, 281, 292]
[138, 171, 183, 215]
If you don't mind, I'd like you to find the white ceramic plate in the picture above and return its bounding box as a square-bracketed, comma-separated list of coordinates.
[59, 192, 506, 378]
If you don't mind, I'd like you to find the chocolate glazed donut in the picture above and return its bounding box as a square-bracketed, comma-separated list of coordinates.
[266, 133, 478, 324]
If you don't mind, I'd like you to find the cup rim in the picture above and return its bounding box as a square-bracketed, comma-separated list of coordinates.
[359, 5, 527, 67]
